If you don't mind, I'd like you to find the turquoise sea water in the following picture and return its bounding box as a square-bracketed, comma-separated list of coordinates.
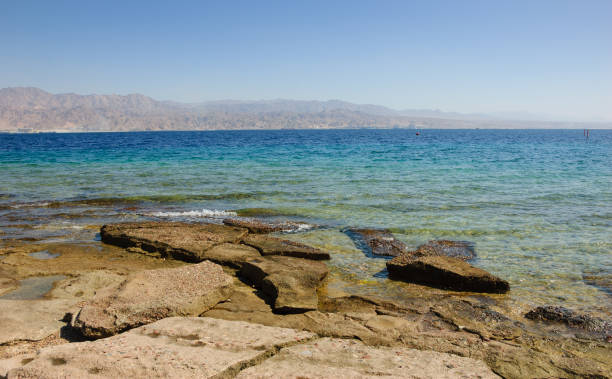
[1, 129, 611, 313]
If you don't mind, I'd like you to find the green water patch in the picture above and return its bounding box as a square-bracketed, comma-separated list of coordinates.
[0, 275, 67, 300]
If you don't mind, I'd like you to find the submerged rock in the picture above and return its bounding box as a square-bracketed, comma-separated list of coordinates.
[100, 222, 248, 263]
[525, 306, 612, 335]
[386, 255, 509, 293]
[345, 228, 409, 257]
[240, 256, 328, 312]
[223, 218, 310, 233]
[242, 234, 331, 260]
[72, 261, 233, 338]
[237, 337, 500, 378]
[7, 317, 316, 379]
[416, 240, 476, 261]
[583, 268, 612, 296]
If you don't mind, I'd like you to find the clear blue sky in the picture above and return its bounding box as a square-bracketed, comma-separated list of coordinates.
[1, 0, 611, 121]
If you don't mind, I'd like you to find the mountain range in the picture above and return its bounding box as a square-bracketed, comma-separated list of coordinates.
[0, 87, 608, 132]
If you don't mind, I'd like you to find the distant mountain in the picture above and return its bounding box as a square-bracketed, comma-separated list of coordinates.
[0, 87, 608, 132]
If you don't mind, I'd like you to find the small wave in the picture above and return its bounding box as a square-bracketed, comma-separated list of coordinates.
[293, 223, 314, 232]
[9, 202, 52, 209]
[150, 209, 237, 218]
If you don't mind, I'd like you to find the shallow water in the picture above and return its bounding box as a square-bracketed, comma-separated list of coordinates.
[1, 129, 611, 313]
[0, 275, 67, 300]
[29, 250, 61, 260]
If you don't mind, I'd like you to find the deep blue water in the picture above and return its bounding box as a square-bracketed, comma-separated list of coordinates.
[1, 129, 611, 312]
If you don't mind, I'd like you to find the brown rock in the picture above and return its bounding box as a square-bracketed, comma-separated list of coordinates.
[525, 306, 612, 336]
[240, 256, 328, 312]
[242, 234, 331, 260]
[237, 337, 500, 378]
[345, 228, 409, 257]
[7, 317, 316, 379]
[100, 222, 248, 262]
[387, 255, 509, 293]
[0, 278, 19, 297]
[223, 218, 310, 233]
[72, 261, 233, 338]
[203, 243, 261, 268]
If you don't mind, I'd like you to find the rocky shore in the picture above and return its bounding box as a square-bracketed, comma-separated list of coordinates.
[1, 220, 611, 378]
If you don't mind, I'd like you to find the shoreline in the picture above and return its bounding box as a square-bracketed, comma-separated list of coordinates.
[1, 219, 611, 377]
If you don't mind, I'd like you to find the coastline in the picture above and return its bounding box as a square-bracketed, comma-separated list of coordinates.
[1, 217, 611, 377]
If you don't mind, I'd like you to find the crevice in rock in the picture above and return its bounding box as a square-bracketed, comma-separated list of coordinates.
[209, 335, 320, 379]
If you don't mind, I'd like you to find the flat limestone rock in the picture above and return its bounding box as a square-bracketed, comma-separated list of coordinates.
[236, 337, 500, 378]
[100, 222, 248, 262]
[240, 256, 328, 312]
[223, 218, 310, 234]
[7, 317, 316, 379]
[49, 270, 125, 299]
[416, 240, 476, 261]
[242, 234, 330, 260]
[387, 255, 509, 293]
[72, 261, 233, 338]
[203, 243, 261, 268]
[345, 228, 409, 257]
[0, 299, 77, 344]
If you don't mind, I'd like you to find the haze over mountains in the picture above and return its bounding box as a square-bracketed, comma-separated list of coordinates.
[0, 87, 608, 132]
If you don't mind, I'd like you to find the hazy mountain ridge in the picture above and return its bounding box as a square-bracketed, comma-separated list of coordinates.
[1, 87, 608, 132]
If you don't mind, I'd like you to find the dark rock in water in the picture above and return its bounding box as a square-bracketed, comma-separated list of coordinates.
[345, 228, 409, 257]
[242, 234, 330, 260]
[386, 254, 510, 293]
[582, 269, 612, 296]
[416, 240, 476, 261]
[239, 256, 328, 313]
[223, 218, 310, 234]
[100, 222, 248, 263]
[525, 306, 612, 335]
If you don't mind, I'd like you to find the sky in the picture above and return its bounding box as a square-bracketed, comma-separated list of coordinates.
[1, 0, 611, 122]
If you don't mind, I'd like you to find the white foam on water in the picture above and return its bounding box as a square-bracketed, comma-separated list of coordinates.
[10, 202, 51, 209]
[150, 209, 237, 218]
[289, 223, 314, 232]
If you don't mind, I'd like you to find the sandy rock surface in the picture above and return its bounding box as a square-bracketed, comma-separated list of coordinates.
[242, 234, 331, 260]
[72, 261, 233, 338]
[7, 317, 316, 379]
[203, 242, 261, 268]
[237, 337, 500, 378]
[0, 299, 76, 344]
[100, 222, 248, 262]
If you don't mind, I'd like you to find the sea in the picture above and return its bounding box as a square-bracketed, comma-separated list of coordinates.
[1, 129, 611, 315]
